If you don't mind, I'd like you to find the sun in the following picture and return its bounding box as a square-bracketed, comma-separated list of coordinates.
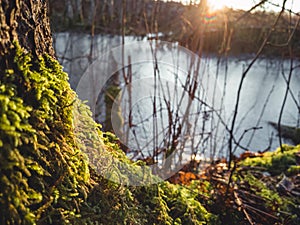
[206, 0, 255, 12]
[206, 0, 227, 12]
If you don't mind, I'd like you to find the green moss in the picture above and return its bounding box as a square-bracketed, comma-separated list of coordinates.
[74, 104, 217, 224]
[104, 85, 123, 134]
[234, 145, 300, 224]
[287, 165, 300, 176]
[0, 43, 91, 225]
[240, 144, 299, 175]
[0, 42, 216, 224]
[242, 173, 282, 207]
[233, 170, 299, 223]
[160, 182, 219, 224]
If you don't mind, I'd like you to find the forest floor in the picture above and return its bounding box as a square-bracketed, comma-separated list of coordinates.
[167, 145, 300, 224]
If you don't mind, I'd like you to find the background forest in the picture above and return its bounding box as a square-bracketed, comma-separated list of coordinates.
[49, 0, 300, 56]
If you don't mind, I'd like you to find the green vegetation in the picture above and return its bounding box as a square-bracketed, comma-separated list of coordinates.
[0, 43, 218, 224]
[204, 145, 300, 224]
[1, 42, 299, 224]
[0, 42, 90, 224]
[104, 85, 123, 134]
[240, 145, 299, 175]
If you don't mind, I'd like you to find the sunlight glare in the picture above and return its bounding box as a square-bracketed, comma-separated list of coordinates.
[173, 0, 300, 17]
[207, 0, 254, 12]
[207, 0, 226, 12]
[177, 0, 300, 12]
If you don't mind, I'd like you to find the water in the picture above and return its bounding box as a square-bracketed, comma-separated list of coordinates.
[53, 32, 300, 159]
[212, 58, 300, 152]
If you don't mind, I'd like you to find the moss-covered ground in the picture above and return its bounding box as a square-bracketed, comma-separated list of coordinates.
[0, 43, 299, 224]
[191, 145, 300, 225]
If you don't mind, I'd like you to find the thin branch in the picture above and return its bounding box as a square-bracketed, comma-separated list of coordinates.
[228, 0, 288, 168]
[278, 48, 294, 152]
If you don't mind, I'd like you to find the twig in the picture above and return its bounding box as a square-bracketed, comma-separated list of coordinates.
[233, 191, 255, 225]
[244, 203, 279, 220]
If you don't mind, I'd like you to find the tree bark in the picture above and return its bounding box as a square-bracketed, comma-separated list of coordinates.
[0, 0, 54, 68]
[0, 1, 91, 224]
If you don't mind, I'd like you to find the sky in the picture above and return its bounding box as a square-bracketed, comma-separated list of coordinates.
[174, 0, 300, 12]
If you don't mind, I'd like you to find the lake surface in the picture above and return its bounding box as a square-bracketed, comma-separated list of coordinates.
[53, 32, 300, 159]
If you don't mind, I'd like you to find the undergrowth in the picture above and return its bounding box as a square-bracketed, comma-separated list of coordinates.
[190, 145, 300, 225]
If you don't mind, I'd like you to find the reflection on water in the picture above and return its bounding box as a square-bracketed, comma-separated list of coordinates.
[53, 32, 300, 158]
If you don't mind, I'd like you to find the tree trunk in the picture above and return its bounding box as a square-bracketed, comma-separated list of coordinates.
[65, 0, 83, 24]
[0, 1, 91, 224]
[75, 0, 83, 22]
[89, 0, 96, 25]
[65, 0, 74, 22]
[0, 0, 54, 69]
